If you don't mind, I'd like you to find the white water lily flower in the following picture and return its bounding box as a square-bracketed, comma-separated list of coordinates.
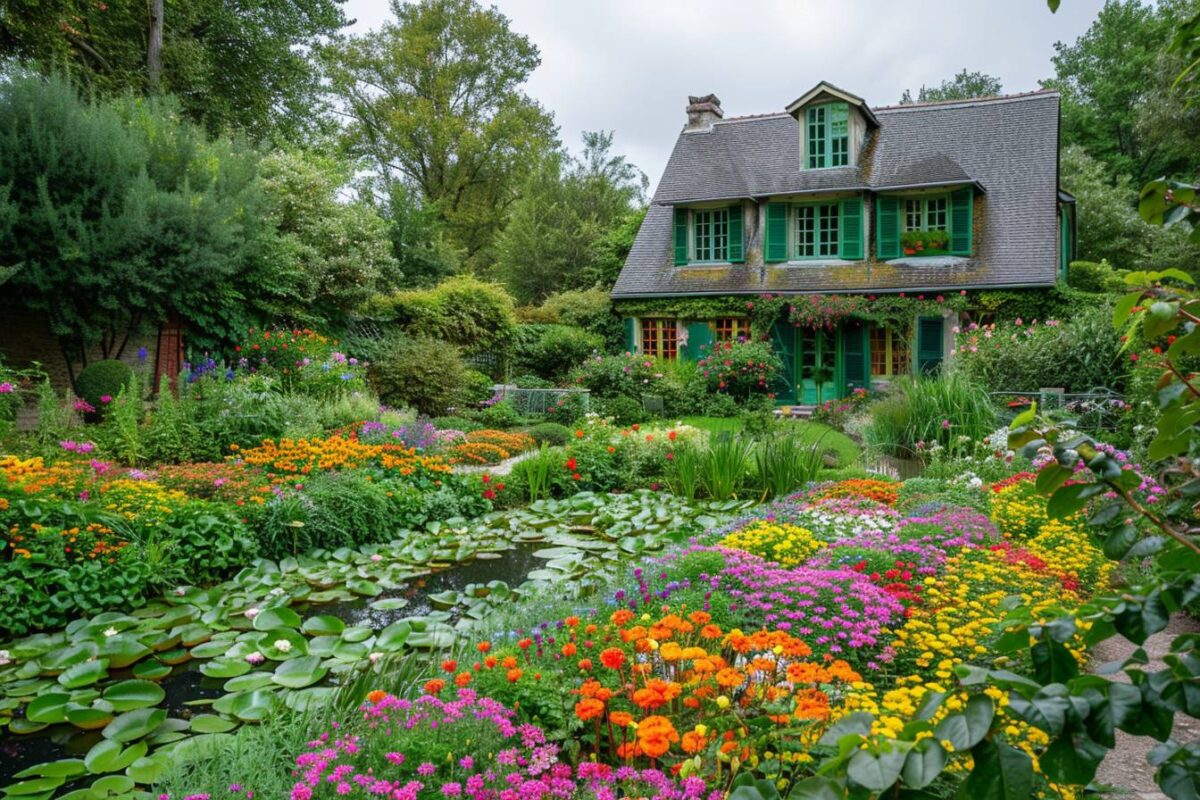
[245, 652, 265, 665]
[0, 650, 12, 666]
[244, 607, 260, 619]
[273, 639, 292, 653]
[269, 588, 286, 596]
[369, 554, 383, 562]
[368, 652, 382, 664]
[174, 587, 187, 596]
[103, 627, 118, 637]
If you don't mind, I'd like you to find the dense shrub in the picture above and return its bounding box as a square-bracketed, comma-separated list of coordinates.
[951, 306, 1127, 392]
[513, 324, 603, 379]
[526, 422, 571, 446]
[695, 339, 783, 400]
[1067, 260, 1125, 293]
[369, 335, 471, 416]
[74, 360, 135, 414]
[366, 276, 518, 356]
[472, 399, 523, 429]
[541, 287, 625, 350]
[595, 394, 645, 426]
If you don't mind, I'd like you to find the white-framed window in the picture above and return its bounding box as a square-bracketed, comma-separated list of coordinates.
[794, 204, 841, 258]
[692, 208, 729, 261]
[902, 195, 949, 232]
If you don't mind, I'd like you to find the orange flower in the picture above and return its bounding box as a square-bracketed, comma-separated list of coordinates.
[632, 679, 681, 710]
[715, 668, 746, 689]
[502, 656, 519, 669]
[599, 647, 626, 670]
[441, 659, 458, 673]
[564, 616, 580, 628]
[635, 715, 678, 758]
[688, 610, 711, 625]
[610, 609, 634, 627]
[793, 688, 832, 721]
[366, 690, 387, 705]
[484, 656, 498, 669]
[477, 641, 492, 653]
[454, 671, 472, 687]
[561, 642, 577, 657]
[700, 624, 722, 639]
[506, 668, 523, 683]
[423, 679, 446, 695]
[681, 730, 708, 754]
[578, 658, 593, 671]
[575, 698, 606, 721]
[609, 711, 634, 727]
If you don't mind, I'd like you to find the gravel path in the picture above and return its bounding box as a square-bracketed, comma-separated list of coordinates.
[451, 450, 535, 477]
[1092, 614, 1200, 798]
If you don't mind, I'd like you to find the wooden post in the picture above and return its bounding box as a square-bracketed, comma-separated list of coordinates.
[153, 312, 185, 394]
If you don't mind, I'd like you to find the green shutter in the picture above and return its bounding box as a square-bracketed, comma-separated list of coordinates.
[840, 321, 870, 391]
[673, 207, 688, 265]
[950, 186, 973, 255]
[876, 196, 900, 260]
[916, 316, 944, 375]
[764, 203, 789, 262]
[683, 321, 714, 361]
[839, 198, 863, 260]
[727, 205, 744, 262]
[768, 322, 796, 404]
[624, 317, 636, 353]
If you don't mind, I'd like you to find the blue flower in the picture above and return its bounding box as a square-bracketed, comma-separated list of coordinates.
[137, 346, 149, 362]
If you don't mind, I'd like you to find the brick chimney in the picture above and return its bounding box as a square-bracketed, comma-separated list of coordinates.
[686, 94, 723, 130]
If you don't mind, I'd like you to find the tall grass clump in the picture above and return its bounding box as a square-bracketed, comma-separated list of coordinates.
[752, 430, 825, 499]
[699, 432, 754, 500]
[864, 373, 996, 459]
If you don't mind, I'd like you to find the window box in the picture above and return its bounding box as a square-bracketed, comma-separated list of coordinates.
[900, 230, 950, 257]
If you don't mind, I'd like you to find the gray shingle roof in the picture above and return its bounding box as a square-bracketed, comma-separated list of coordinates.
[615, 91, 1062, 298]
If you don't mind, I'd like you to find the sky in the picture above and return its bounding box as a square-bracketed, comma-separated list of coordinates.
[340, 0, 1107, 194]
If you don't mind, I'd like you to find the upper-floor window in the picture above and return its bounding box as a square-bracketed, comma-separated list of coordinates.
[795, 204, 841, 258]
[693, 208, 729, 261]
[806, 103, 850, 169]
[640, 318, 678, 359]
[903, 196, 948, 232]
[673, 205, 744, 265]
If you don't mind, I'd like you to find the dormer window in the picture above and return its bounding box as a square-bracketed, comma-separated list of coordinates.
[806, 103, 850, 168]
[673, 205, 745, 265]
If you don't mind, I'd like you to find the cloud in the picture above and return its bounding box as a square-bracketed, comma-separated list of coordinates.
[342, 0, 1105, 194]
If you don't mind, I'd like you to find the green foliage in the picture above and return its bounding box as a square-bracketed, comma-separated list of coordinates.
[0, 554, 151, 638]
[0, 74, 287, 368]
[511, 445, 564, 502]
[143, 378, 200, 465]
[900, 229, 950, 252]
[513, 324, 603, 379]
[473, 400, 523, 429]
[864, 374, 996, 458]
[369, 335, 472, 417]
[101, 379, 145, 467]
[1067, 259, 1127, 293]
[539, 287, 626, 350]
[951, 306, 1129, 392]
[258, 149, 401, 325]
[367, 276, 518, 356]
[526, 422, 571, 446]
[322, 0, 559, 268]
[594, 395, 645, 427]
[74, 361, 135, 413]
[0, 0, 349, 139]
[751, 431, 825, 499]
[695, 339, 783, 400]
[900, 68, 1002, 104]
[698, 433, 754, 500]
[495, 132, 646, 303]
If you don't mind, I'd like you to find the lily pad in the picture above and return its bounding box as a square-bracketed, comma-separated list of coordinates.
[11, 761, 86, 780]
[346, 578, 382, 596]
[126, 753, 173, 784]
[102, 680, 166, 712]
[1, 777, 64, 796]
[90, 775, 135, 795]
[102, 707, 167, 742]
[66, 706, 115, 730]
[97, 636, 152, 669]
[37, 643, 98, 674]
[251, 607, 302, 631]
[85, 739, 147, 774]
[223, 672, 274, 693]
[271, 656, 327, 689]
[25, 692, 71, 724]
[260, 630, 307, 660]
[376, 621, 412, 652]
[300, 615, 345, 636]
[340, 626, 372, 643]
[225, 689, 278, 722]
[131, 660, 172, 681]
[368, 598, 409, 611]
[188, 714, 238, 734]
[200, 659, 252, 679]
[58, 659, 109, 689]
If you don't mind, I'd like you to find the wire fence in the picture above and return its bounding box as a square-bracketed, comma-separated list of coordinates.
[988, 387, 1130, 432]
[490, 385, 590, 417]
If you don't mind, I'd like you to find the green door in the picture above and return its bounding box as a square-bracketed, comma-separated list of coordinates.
[798, 328, 838, 404]
[769, 322, 798, 404]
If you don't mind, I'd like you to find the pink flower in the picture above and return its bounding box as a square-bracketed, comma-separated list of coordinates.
[100, 394, 113, 404]
[0, 382, 13, 394]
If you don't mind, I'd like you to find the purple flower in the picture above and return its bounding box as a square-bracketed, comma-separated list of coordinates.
[417, 764, 436, 777]
[0, 382, 13, 394]
[137, 346, 149, 362]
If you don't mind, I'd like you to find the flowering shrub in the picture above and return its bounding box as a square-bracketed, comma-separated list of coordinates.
[694, 340, 781, 399]
[809, 387, 871, 431]
[358, 418, 439, 451]
[230, 328, 368, 397]
[809, 478, 900, 507]
[233, 435, 451, 477]
[448, 430, 536, 465]
[717, 520, 824, 567]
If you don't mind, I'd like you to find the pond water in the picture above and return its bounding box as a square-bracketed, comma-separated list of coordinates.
[0, 543, 547, 783]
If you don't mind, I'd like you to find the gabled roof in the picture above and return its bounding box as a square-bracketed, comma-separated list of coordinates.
[614, 90, 1062, 298]
[785, 81, 880, 127]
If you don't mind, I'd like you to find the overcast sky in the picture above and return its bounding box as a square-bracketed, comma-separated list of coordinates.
[341, 0, 1107, 194]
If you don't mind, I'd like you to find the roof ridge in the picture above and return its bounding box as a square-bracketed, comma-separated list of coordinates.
[871, 88, 1059, 113]
[711, 111, 791, 124]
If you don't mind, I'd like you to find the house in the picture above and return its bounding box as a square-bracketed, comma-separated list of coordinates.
[611, 82, 1075, 406]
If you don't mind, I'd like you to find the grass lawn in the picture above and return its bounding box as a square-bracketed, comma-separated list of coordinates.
[678, 416, 861, 468]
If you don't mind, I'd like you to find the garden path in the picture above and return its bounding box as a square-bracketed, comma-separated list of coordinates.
[1093, 614, 1200, 799]
[452, 450, 535, 476]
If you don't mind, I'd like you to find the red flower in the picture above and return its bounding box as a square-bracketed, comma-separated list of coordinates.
[565, 457, 577, 471]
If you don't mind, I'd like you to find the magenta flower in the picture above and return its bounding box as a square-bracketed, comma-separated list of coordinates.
[0, 382, 14, 394]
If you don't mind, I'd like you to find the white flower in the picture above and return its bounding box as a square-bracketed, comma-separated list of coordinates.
[173, 587, 187, 596]
[269, 588, 286, 596]
[368, 652, 382, 664]
[369, 554, 383, 563]
[244, 607, 260, 619]
[245, 651, 265, 665]
[273, 639, 292, 653]
[0, 650, 12, 666]
[103, 627, 118, 637]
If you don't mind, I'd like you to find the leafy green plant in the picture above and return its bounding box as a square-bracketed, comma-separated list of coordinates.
[865, 373, 996, 459]
[512, 444, 561, 502]
[102, 378, 145, 466]
[666, 440, 702, 500]
[752, 431, 824, 499]
[74, 360, 135, 417]
[526, 422, 571, 446]
[699, 432, 754, 500]
[144, 376, 200, 464]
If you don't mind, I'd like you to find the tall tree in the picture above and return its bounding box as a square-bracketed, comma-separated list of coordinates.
[0, 71, 292, 380]
[900, 69, 1003, 104]
[0, 0, 350, 140]
[495, 131, 645, 303]
[322, 0, 559, 270]
[1042, 0, 1195, 184]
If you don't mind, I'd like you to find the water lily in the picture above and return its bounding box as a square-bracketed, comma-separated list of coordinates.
[245, 652, 265, 665]
[103, 627, 119, 637]
[369, 652, 382, 664]
[369, 554, 383, 562]
[0, 650, 12, 666]
[244, 607, 260, 619]
[174, 587, 187, 596]
[273, 639, 292, 653]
